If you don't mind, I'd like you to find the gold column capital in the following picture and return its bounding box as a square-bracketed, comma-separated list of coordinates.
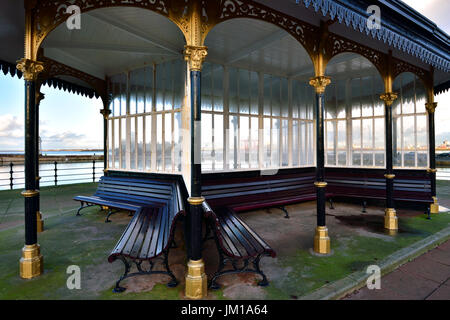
[309, 76, 331, 94]
[425, 102, 437, 113]
[100, 109, 111, 119]
[379, 92, 398, 106]
[184, 45, 208, 71]
[16, 58, 44, 81]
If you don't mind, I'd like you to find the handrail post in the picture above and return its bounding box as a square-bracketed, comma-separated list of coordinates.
[9, 162, 13, 190]
[54, 161, 57, 186]
[92, 159, 95, 182]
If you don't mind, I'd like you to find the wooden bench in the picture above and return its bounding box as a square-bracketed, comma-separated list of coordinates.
[107, 180, 185, 292]
[326, 168, 433, 212]
[202, 201, 276, 289]
[202, 169, 333, 218]
[74, 176, 173, 222]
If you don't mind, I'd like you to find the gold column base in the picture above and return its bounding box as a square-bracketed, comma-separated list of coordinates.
[185, 259, 207, 299]
[430, 196, 439, 214]
[19, 244, 43, 279]
[37, 211, 44, 233]
[313, 226, 331, 254]
[384, 208, 398, 230]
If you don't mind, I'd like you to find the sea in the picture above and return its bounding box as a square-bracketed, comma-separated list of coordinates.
[0, 150, 104, 190]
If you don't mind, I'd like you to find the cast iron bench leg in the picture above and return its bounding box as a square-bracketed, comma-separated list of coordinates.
[329, 198, 335, 209]
[113, 256, 130, 293]
[253, 254, 269, 287]
[276, 206, 290, 219]
[76, 202, 97, 216]
[163, 249, 178, 288]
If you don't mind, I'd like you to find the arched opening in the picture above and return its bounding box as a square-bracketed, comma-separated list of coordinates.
[324, 53, 385, 168]
[202, 18, 315, 172]
[392, 72, 428, 168]
[42, 7, 186, 174]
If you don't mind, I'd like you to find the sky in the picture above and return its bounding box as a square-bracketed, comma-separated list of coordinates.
[0, 0, 449, 151]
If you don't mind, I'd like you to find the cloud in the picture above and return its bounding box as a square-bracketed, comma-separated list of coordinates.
[0, 114, 23, 138]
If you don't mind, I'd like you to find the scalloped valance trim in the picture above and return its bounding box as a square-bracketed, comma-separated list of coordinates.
[299, 0, 450, 73]
[0, 60, 99, 99]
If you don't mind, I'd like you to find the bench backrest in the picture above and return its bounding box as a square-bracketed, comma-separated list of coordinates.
[95, 176, 173, 205]
[202, 171, 315, 208]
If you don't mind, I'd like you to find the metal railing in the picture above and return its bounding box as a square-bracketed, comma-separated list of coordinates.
[0, 159, 104, 190]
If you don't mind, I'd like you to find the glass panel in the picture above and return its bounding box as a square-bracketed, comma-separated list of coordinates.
[403, 115, 415, 151]
[229, 116, 238, 169]
[120, 118, 126, 169]
[281, 78, 289, 118]
[272, 77, 281, 117]
[325, 82, 337, 119]
[165, 113, 172, 171]
[352, 151, 361, 166]
[240, 116, 249, 169]
[307, 122, 314, 165]
[338, 152, 346, 166]
[374, 118, 384, 150]
[156, 64, 164, 111]
[271, 118, 280, 166]
[281, 119, 288, 166]
[351, 78, 361, 118]
[263, 118, 271, 167]
[137, 116, 144, 170]
[156, 114, 162, 170]
[416, 115, 427, 151]
[292, 120, 299, 166]
[250, 117, 259, 168]
[362, 119, 373, 149]
[214, 114, 224, 170]
[173, 60, 184, 110]
[239, 70, 250, 114]
[229, 68, 238, 113]
[108, 119, 113, 168]
[352, 119, 361, 149]
[164, 62, 173, 111]
[361, 76, 373, 117]
[401, 73, 415, 114]
[263, 75, 271, 116]
[202, 113, 213, 171]
[403, 152, 415, 167]
[130, 117, 136, 170]
[375, 153, 384, 166]
[213, 65, 223, 112]
[202, 62, 212, 111]
[363, 153, 373, 166]
[417, 153, 427, 167]
[327, 121, 335, 165]
[250, 71, 259, 115]
[337, 120, 346, 149]
[114, 119, 119, 168]
[174, 112, 182, 172]
[145, 67, 153, 112]
[145, 115, 152, 170]
[300, 121, 306, 165]
[336, 79, 346, 118]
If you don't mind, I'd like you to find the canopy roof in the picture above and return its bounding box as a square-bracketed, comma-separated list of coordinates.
[0, 0, 449, 95]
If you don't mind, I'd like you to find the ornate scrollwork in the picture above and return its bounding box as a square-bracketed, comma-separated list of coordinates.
[391, 57, 430, 88]
[324, 34, 386, 77]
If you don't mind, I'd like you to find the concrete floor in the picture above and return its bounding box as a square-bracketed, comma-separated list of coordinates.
[0, 182, 449, 299]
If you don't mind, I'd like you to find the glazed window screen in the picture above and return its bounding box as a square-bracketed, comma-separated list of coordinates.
[392, 72, 429, 168]
[200, 61, 315, 172]
[107, 60, 184, 173]
[325, 73, 386, 168]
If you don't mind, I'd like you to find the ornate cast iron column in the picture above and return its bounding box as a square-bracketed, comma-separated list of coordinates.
[184, 45, 208, 300]
[380, 92, 398, 231]
[426, 101, 439, 213]
[100, 98, 111, 173]
[35, 88, 44, 233]
[309, 75, 331, 255]
[16, 58, 44, 279]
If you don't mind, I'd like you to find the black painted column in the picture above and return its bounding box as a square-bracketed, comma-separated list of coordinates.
[35, 89, 44, 232]
[16, 58, 44, 279]
[184, 45, 208, 299]
[426, 102, 439, 213]
[309, 76, 331, 255]
[380, 92, 398, 230]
